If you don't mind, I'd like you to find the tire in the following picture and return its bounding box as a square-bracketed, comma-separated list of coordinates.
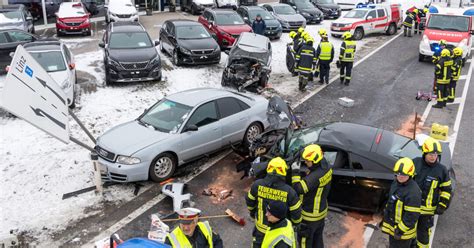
[243, 122, 263, 146]
[149, 153, 177, 182]
[86, 30, 92, 36]
[180, 5, 186, 11]
[353, 28, 364, 40]
[386, 23, 396, 35]
[419, 54, 425, 62]
[173, 49, 181, 66]
[462, 58, 466, 67]
[415, 96, 421, 100]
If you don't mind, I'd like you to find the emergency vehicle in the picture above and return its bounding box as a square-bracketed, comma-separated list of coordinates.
[330, 4, 402, 40]
[419, 6, 474, 63]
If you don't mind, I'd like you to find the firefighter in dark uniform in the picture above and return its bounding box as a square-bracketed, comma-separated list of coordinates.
[295, 36, 317, 91]
[381, 157, 421, 248]
[261, 201, 297, 248]
[165, 207, 224, 248]
[403, 9, 417, 37]
[414, 8, 428, 34]
[432, 40, 450, 64]
[413, 137, 453, 248]
[291, 144, 332, 248]
[449, 47, 463, 102]
[287, 31, 298, 75]
[433, 49, 454, 108]
[246, 157, 302, 248]
[338, 31, 356, 86]
[315, 32, 334, 84]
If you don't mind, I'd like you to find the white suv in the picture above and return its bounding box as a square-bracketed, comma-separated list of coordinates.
[106, 0, 139, 23]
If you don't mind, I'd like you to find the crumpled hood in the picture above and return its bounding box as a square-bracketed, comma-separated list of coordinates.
[98, 120, 172, 156]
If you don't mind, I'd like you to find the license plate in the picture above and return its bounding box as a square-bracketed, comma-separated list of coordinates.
[99, 162, 107, 174]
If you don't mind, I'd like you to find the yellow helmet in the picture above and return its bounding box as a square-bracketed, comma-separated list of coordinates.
[301, 144, 323, 164]
[304, 33, 313, 41]
[342, 31, 352, 40]
[422, 137, 442, 154]
[267, 157, 288, 176]
[413, 9, 419, 14]
[453, 47, 463, 56]
[423, 8, 428, 13]
[289, 31, 297, 39]
[318, 28, 328, 37]
[441, 49, 451, 57]
[393, 157, 415, 177]
[298, 27, 305, 34]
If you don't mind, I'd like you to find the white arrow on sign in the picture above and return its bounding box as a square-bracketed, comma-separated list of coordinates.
[0, 45, 69, 144]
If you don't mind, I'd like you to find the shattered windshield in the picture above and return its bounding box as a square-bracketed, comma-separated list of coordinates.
[282, 126, 323, 155]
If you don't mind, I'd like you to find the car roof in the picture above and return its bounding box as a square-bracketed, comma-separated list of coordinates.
[166, 88, 247, 107]
[110, 22, 145, 32]
[242, 6, 265, 11]
[264, 3, 289, 7]
[208, 8, 237, 14]
[318, 122, 378, 153]
[167, 19, 201, 26]
[24, 40, 62, 52]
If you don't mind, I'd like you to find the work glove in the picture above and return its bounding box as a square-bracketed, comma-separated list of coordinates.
[435, 206, 447, 215]
[291, 161, 301, 172]
[336, 60, 341, 68]
[394, 227, 403, 240]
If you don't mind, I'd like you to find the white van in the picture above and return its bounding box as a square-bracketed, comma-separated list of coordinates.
[106, 0, 139, 23]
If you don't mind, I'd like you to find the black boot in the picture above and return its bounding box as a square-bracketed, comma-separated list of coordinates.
[433, 102, 444, 108]
[340, 77, 344, 84]
[344, 80, 350, 86]
[447, 98, 454, 103]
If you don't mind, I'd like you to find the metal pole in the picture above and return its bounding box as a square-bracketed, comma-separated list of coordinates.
[41, 0, 47, 26]
[413, 112, 418, 140]
[69, 108, 96, 143]
[91, 151, 104, 193]
[70, 136, 95, 152]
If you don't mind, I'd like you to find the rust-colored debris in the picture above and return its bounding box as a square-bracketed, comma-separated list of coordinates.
[202, 187, 233, 202]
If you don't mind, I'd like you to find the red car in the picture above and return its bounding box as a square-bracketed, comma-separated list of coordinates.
[198, 8, 252, 49]
[56, 2, 91, 36]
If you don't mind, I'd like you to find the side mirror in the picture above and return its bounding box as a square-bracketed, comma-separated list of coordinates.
[154, 40, 160, 46]
[471, 30, 474, 35]
[98, 42, 105, 48]
[209, 21, 214, 26]
[243, 17, 249, 21]
[68, 63, 75, 70]
[366, 16, 373, 20]
[185, 124, 198, 132]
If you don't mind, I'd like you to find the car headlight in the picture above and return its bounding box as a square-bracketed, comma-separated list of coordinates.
[60, 79, 72, 90]
[301, 12, 311, 17]
[108, 58, 121, 67]
[423, 35, 429, 45]
[213, 46, 221, 53]
[150, 55, 161, 65]
[180, 47, 192, 55]
[117, 155, 141, 165]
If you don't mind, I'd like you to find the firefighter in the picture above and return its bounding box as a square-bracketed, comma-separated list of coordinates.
[403, 9, 417, 37]
[433, 49, 454, 108]
[449, 47, 463, 102]
[414, 8, 429, 34]
[246, 157, 302, 248]
[294, 28, 306, 53]
[315, 32, 334, 84]
[432, 40, 449, 64]
[261, 201, 297, 248]
[381, 158, 421, 248]
[295, 36, 317, 91]
[413, 137, 453, 248]
[287, 31, 298, 75]
[314, 28, 328, 78]
[291, 144, 332, 248]
[338, 31, 356, 86]
[165, 208, 224, 248]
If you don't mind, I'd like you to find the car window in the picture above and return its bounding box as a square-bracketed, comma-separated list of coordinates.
[367, 10, 376, 19]
[140, 99, 193, 133]
[0, 11, 23, 21]
[249, 9, 274, 20]
[187, 101, 219, 128]
[350, 153, 386, 171]
[323, 148, 350, 170]
[63, 45, 72, 64]
[8, 31, 34, 42]
[176, 25, 210, 39]
[345, 9, 367, 19]
[217, 97, 244, 119]
[109, 32, 152, 49]
[236, 98, 250, 110]
[285, 127, 323, 155]
[0, 32, 7, 44]
[377, 9, 385, 18]
[29, 51, 67, 72]
[263, 5, 273, 12]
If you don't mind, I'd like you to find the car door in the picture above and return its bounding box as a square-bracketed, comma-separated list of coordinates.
[179, 101, 222, 161]
[375, 8, 387, 33]
[365, 9, 377, 34]
[216, 97, 249, 145]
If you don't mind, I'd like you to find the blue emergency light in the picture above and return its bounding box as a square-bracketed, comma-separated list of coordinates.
[463, 8, 474, 16]
[356, 3, 376, 9]
[428, 6, 438, 14]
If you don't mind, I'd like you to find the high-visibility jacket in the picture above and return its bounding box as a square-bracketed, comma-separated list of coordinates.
[339, 40, 356, 62]
[403, 12, 416, 27]
[292, 160, 332, 222]
[246, 175, 302, 234]
[316, 41, 334, 62]
[295, 43, 317, 73]
[381, 179, 422, 240]
[166, 221, 214, 248]
[435, 57, 454, 84]
[413, 158, 453, 215]
[261, 219, 297, 248]
[452, 56, 463, 81]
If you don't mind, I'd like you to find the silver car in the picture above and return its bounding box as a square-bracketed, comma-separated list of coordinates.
[96, 88, 270, 182]
[262, 3, 306, 31]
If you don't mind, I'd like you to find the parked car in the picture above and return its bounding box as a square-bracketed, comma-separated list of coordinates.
[280, 0, 324, 24]
[311, 0, 341, 19]
[0, 29, 37, 74]
[221, 32, 272, 92]
[180, 0, 215, 15]
[82, 0, 101, 15]
[99, 22, 161, 84]
[216, 0, 239, 9]
[56, 2, 92, 36]
[0, 5, 34, 33]
[261, 3, 306, 31]
[246, 122, 455, 212]
[24, 39, 77, 108]
[95, 88, 270, 182]
[159, 19, 221, 65]
[198, 8, 253, 49]
[106, 0, 139, 23]
[236, 6, 283, 39]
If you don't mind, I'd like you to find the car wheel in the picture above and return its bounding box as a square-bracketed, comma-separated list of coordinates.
[418, 54, 425, 62]
[386, 23, 396, 35]
[180, 5, 185, 11]
[105, 15, 110, 23]
[244, 122, 262, 146]
[173, 50, 181, 66]
[149, 153, 177, 182]
[353, 28, 364, 40]
[462, 57, 466, 67]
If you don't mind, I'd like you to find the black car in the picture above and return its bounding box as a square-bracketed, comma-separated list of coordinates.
[311, 0, 341, 19]
[236, 6, 283, 39]
[280, 0, 323, 24]
[99, 22, 161, 84]
[82, 0, 101, 15]
[159, 19, 220, 66]
[0, 5, 35, 33]
[245, 122, 455, 212]
[0, 29, 38, 74]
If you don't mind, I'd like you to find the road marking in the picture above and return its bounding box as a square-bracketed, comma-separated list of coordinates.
[292, 32, 403, 108]
[82, 150, 232, 247]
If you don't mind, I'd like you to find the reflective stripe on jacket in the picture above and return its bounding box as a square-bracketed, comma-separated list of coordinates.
[167, 221, 213, 248]
[317, 41, 334, 61]
[435, 57, 454, 84]
[261, 219, 296, 248]
[452, 56, 463, 81]
[339, 40, 356, 62]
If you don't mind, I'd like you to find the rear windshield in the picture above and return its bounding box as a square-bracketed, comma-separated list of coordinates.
[427, 14, 470, 32]
[30, 51, 67, 72]
[0, 11, 22, 21]
[215, 13, 245, 25]
[344, 9, 367, 19]
[109, 32, 152, 49]
[248, 9, 274, 21]
[274, 5, 296, 15]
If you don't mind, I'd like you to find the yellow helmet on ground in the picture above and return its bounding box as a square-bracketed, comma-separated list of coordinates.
[413, 9, 419, 14]
[319, 28, 328, 37]
[267, 157, 288, 176]
[422, 137, 443, 154]
[342, 31, 352, 40]
[298, 27, 305, 34]
[453, 47, 463, 56]
[423, 8, 428, 13]
[441, 49, 451, 57]
[302, 144, 323, 164]
[393, 157, 415, 177]
[289, 31, 297, 39]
